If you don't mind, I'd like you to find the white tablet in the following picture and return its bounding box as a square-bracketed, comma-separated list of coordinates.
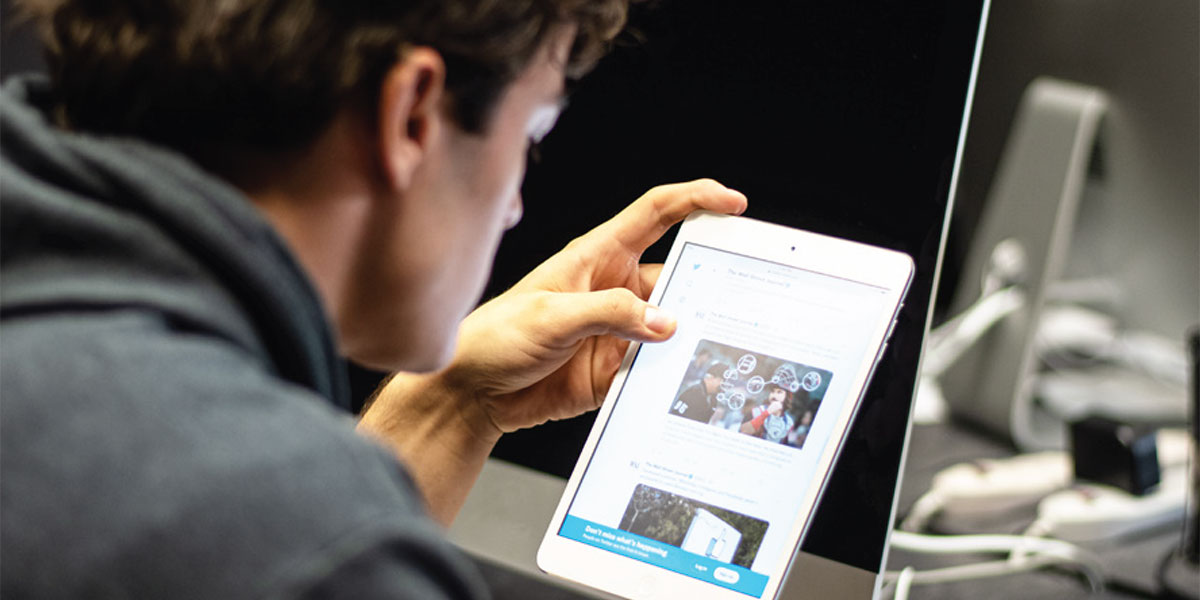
[537, 212, 914, 600]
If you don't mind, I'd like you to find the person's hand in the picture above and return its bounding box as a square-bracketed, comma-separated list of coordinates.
[709, 407, 728, 425]
[444, 179, 747, 435]
[358, 178, 745, 525]
[768, 400, 784, 416]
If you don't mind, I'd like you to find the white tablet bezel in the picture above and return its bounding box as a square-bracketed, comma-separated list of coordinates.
[537, 211, 914, 600]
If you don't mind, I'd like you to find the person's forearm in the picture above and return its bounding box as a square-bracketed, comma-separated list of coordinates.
[751, 410, 768, 429]
[356, 372, 502, 527]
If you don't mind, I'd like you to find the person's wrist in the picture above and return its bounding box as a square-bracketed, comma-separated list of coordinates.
[433, 365, 505, 446]
[359, 369, 501, 456]
[357, 368, 503, 525]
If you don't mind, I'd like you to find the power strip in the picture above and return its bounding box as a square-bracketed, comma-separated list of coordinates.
[1029, 429, 1192, 543]
[902, 452, 1070, 531]
[1032, 465, 1189, 543]
[935, 452, 1072, 519]
[901, 429, 1192, 533]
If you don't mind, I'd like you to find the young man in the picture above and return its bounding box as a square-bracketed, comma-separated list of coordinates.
[672, 363, 728, 424]
[0, 1, 747, 597]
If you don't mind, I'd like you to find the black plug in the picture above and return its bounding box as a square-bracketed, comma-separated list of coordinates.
[1070, 415, 1160, 496]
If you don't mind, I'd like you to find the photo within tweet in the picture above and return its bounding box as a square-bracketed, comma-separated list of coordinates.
[670, 339, 832, 448]
[561, 243, 890, 597]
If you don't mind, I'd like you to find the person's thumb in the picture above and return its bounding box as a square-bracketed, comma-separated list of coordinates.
[536, 288, 677, 347]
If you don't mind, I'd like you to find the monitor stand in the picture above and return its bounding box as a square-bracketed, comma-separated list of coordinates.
[940, 77, 1108, 450]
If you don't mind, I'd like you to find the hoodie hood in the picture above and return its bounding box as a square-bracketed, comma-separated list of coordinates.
[0, 75, 350, 408]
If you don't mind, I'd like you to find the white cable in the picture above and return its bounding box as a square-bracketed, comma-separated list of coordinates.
[1109, 330, 1190, 386]
[890, 530, 1074, 555]
[892, 566, 915, 600]
[923, 286, 1026, 378]
[1009, 520, 1055, 567]
[899, 489, 945, 532]
[1034, 305, 1189, 388]
[887, 554, 1094, 586]
[919, 238, 1028, 383]
[886, 530, 1107, 592]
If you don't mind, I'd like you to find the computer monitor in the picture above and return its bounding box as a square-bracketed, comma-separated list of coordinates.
[938, 0, 1199, 448]
[469, 0, 989, 596]
[945, 0, 1198, 339]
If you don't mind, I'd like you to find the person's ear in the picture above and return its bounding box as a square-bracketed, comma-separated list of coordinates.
[377, 47, 446, 191]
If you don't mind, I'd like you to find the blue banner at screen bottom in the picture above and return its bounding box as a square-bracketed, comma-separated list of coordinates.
[559, 515, 770, 597]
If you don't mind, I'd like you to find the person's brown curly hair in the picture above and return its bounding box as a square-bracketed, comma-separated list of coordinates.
[15, 0, 628, 161]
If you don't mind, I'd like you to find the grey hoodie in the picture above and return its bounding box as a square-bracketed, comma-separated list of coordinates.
[0, 76, 486, 599]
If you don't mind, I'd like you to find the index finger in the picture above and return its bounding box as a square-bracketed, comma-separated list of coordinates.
[600, 179, 748, 255]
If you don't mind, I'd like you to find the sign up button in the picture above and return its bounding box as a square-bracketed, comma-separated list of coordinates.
[714, 567, 740, 584]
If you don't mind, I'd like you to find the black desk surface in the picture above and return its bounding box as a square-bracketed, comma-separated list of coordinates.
[472, 422, 1188, 599]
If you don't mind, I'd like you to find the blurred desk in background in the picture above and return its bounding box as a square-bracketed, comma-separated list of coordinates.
[458, 422, 1189, 599]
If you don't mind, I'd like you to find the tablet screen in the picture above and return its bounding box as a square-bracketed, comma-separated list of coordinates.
[556, 242, 893, 597]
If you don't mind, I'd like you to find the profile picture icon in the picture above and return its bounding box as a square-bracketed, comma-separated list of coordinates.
[800, 370, 822, 392]
[746, 375, 765, 395]
[736, 354, 757, 374]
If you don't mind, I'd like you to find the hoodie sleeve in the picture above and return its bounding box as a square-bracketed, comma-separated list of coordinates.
[293, 537, 489, 600]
